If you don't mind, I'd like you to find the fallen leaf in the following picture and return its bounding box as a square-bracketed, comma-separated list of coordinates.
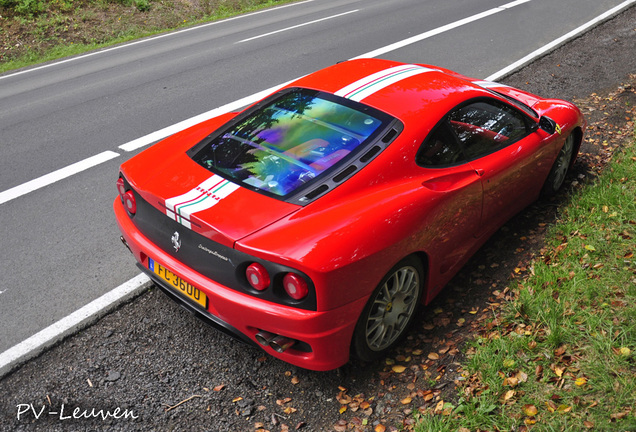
[619, 347, 631, 356]
[504, 390, 516, 401]
[334, 420, 347, 432]
[575, 377, 588, 386]
[504, 376, 519, 387]
[232, 396, 243, 403]
[434, 400, 445, 413]
[291, 376, 300, 385]
[276, 397, 292, 406]
[339, 405, 347, 414]
[375, 425, 386, 432]
[556, 404, 571, 413]
[523, 404, 538, 417]
[516, 370, 528, 383]
[545, 400, 557, 412]
[584, 244, 596, 251]
[283, 407, 297, 415]
[584, 420, 594, 429]
[428, 352, 439, 360]
[392, 365, 407, 373]
[213, 384, 225, 392]
[401, 397, 412, 405]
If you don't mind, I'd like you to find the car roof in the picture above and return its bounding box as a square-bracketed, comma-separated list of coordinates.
[288, 58, 491, 123]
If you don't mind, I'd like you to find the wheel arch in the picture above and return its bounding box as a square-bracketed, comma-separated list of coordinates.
[570, 126, 584, 167]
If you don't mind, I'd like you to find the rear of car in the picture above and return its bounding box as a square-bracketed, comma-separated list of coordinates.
[114, 82, 402, 370]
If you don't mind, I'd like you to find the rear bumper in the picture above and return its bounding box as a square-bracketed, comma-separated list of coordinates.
[114, 199, 364, 371]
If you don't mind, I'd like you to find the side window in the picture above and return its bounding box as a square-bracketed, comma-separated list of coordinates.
[417, 121, 465, 167]
[449, 100, 529, 160]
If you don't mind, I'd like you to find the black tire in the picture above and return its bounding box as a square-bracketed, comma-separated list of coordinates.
[542, 133, 575, 196]
[351, 256, 424, 362]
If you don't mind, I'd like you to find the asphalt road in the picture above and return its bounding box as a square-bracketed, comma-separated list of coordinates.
[0, 0, 631, 361]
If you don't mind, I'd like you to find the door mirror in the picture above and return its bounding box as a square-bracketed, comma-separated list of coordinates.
[538, 116, 557, 134]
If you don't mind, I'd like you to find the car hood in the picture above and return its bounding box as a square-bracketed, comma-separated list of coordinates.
[123, 148, 301, 249]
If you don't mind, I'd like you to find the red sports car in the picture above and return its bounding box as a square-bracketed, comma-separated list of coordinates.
[114, 58, 585, 371]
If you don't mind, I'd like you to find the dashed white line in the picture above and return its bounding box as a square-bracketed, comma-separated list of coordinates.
[0, 0, 315, 81]
[0, 151, 120, 205]
[237, 9, 359, 43]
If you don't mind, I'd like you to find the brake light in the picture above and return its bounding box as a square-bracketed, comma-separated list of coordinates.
[246, 263, 270, 291]
[283, 273, 308, 300]
[116, 177, 126, 198]
[123, 191, 137, 215]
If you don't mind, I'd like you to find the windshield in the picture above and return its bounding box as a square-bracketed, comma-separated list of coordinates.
[190, 89, 387, 197]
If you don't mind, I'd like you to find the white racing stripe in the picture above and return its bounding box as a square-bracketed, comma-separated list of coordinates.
[335, 64, 437, 101]
[165, 175, 240, 229]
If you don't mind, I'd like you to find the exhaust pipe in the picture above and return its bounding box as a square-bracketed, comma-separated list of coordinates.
[270, 336, 296, 353]
[120, 236, 132, 253]
[254, 330, 277, 347]
[255, 330, 297, 353]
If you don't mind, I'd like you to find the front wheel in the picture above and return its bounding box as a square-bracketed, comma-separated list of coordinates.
[351, 257, 424, 362]
[542, 133, 575, 196]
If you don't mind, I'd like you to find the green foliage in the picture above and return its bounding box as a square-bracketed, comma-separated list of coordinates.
[1, 0, 44, 17]
[133, 0, 151, 12]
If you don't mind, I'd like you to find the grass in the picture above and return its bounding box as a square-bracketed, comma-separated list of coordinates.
[0, 0, 294, 74]
[415, 129, 636, 431]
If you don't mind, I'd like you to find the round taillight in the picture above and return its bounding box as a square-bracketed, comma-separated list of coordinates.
[116, 177, 126, 198]
[283, 273, 308, 300]
[246, 263, 270, 291]
[123, 190, 137, 215]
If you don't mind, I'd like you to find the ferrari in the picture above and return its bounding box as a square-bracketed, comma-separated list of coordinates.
[114, 58, 585, 371]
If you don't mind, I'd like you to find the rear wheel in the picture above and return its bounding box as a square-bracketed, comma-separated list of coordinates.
[542, 133, 575, 196]
[352, 257, 424, 362]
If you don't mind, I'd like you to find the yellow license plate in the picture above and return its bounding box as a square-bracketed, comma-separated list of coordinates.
[149, 258, 207, 309]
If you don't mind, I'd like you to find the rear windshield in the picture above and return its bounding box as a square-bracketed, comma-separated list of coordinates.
[190, 89, 388, 197]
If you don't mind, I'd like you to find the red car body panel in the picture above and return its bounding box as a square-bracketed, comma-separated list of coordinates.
[114, 58, 585, 370]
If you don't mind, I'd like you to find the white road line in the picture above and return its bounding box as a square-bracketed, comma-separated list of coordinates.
[0, 151, 120, 205]
[0, 274, 150, 377]
[118, 81, 293, 151]
[0, 0, 315, 81]
[351, 0, 531, 60]
[486, 0, 636, 81]
[237, 9, 359, 43]
[120, 0, 531, 153]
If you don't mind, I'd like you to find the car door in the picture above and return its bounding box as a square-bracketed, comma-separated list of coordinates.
[416, 119, 483, 291]
[447, 99, 551, 237]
